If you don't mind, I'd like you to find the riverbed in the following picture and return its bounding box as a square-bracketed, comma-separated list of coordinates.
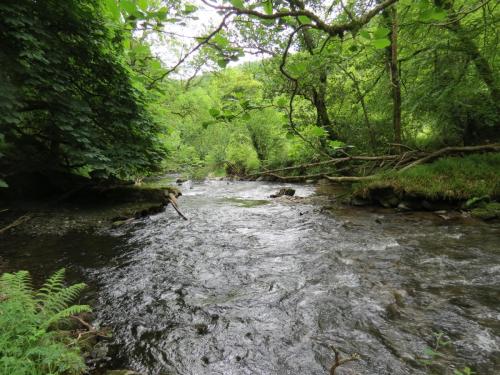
[1, 180, 499, 374]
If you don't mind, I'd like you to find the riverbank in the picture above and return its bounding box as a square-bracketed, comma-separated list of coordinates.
[350, 153, 500, 220]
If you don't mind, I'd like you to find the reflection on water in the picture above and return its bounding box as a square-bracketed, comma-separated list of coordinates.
[1, 180, 499, 374]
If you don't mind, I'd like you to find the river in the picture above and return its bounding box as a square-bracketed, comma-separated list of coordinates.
[1, 180, 499, 374]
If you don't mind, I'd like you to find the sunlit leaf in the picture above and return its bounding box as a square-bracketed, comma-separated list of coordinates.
[298, 15, 311, 24]
[263, 0, 273, 15]
[230, 0, 245, 8]
[373, 27, 390, 39]
[373, 38, 390, 49]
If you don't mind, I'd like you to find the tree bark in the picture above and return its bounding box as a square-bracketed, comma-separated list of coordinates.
[384, 5, 402, 147]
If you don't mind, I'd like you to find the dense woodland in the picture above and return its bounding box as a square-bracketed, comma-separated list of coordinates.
[0, 1, 499, 374]
[0, 0, 498, 187]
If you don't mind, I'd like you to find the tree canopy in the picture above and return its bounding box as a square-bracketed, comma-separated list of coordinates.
[0, 0, 498, 183]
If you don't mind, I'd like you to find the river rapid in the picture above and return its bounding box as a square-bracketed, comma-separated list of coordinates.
[1, 180, 499, 374]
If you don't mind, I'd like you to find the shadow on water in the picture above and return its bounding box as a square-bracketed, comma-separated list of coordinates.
[1, 180, 499, 374]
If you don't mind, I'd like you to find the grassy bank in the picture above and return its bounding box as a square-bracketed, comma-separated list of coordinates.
[353, 153, 500, 201]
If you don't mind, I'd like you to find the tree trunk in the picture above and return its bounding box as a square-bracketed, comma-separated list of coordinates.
[292, 0, 339, 141]
[384, 5, 402, 148]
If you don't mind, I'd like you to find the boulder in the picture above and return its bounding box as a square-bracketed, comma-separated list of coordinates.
[270, 187, 295, 198]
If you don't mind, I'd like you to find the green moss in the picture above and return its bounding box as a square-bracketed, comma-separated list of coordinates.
[471, 202, 500, 220]
[354, 153, 500, 201]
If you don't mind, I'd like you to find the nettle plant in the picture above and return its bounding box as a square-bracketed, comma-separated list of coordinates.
[0, 269, 91, 375]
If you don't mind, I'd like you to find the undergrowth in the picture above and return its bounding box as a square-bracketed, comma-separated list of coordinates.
[0, 269, 91, 375]
[354, 153, 500, 200]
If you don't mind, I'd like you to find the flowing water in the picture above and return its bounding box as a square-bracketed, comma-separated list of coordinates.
[1, 180, 499, 374]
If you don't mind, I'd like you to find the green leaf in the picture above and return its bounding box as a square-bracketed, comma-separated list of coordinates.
[288, 61, 307, 75]
[422, 8, 447, 21]
[230, 0, 245, 8]
[209, 108, 221, 117]
[120, 0, 137, 15]
[184, 3, 198, 14]
[263, 0, 273, 15]
[309, 126, 327, 137]
[217, 59, 228, 68]
[137, 0, 148, 11]
[105, 0, 121, 20]
[373, 38, 390, 49]
[0, 179, 8, 188]
[373, 27, 390, 39]
[242, 112, 251, 120]
[276, 97, 288, 107]
[297, 15, 311, 24]
[213, 34, 230, 48]
[359, 30, 371, 39]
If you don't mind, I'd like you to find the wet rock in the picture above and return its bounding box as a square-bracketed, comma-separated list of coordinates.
[106, 371, 142, 375]
[210, 314, 219, 322]
[397, 202, 412, 212]
[351, 196, 371, 206]
[385, 303, 401, 319]
[393, 289, 408, 308]
[373, 188, 400, 208]
[270, 187, 295, 198]
[305, 179, 315, 184]
[463, 195, 490, 209]
[176, 178, 186, 184]
[201, 356, 210, 365]
[195, 323, 209, 335]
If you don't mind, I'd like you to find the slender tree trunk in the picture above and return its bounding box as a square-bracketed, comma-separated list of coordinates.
[389, 7, 402, 146]
[384, 5, 402, 148]
[291, 0, 340, 141]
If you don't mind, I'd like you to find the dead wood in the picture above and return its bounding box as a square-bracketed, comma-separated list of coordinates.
[399, 144, 500, 171]
[168, 192, 188, 220]
[0, 214, 32, 235]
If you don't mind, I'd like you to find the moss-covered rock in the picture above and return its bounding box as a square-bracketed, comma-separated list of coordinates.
[471, 202, 500, 220]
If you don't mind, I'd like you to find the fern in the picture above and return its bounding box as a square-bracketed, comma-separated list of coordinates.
[0, 269, 91, 375]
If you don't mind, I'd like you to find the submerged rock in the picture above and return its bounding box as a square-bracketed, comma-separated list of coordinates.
[270, 187, 295, 198]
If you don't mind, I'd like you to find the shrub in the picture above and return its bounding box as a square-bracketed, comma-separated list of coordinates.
[0, 269, 91, 375]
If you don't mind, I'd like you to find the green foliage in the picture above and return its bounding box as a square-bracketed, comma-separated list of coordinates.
[354, 153, 500, 201]
[0, 0, 166, 179]
[0, 269, 91, 375]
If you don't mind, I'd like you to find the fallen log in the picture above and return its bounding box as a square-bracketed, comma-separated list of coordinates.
[324, 175, 375, 182]
[247, 154, 402, 178]
[0, 214, 32, 235]
[168, 192, 188, 221]
[399, 144, 500, 171]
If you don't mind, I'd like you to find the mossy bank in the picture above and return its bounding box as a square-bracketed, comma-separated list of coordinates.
[351, 153, 500, 219]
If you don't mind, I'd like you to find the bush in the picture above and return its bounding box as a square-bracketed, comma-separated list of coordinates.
[0, 269, 91, 375]
[225, 143, 261, 175]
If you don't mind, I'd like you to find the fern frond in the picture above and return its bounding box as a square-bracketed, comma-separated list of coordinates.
[38, 283, 87, 318]
[36, 269, 66, 304]
[42, 305, 92, 330]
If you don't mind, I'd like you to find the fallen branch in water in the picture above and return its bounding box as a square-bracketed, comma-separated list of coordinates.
[330, 345, 360, 374]
[167, 192, 188, 220]
[0, 214, 32, 235]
